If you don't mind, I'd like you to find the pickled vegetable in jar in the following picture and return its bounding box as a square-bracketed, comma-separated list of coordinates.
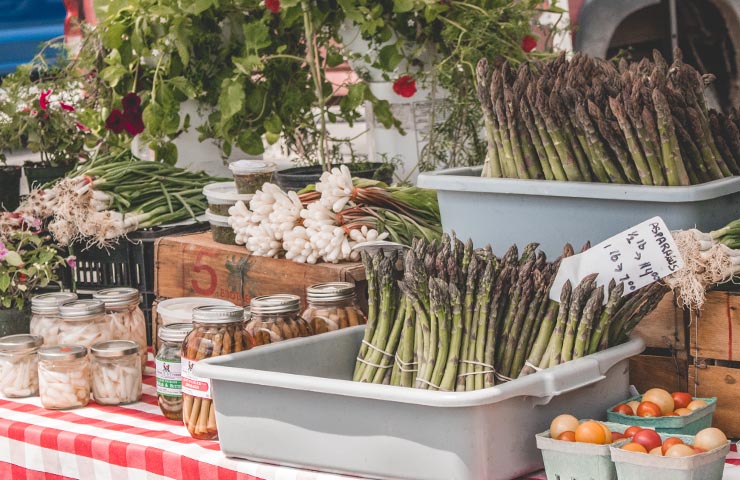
[0, 334, 43, 398]
[246, 294, 312, 346]
[93, 288, 147, 373]
[156, 323, 193, 420]
[228, 160, 276, 194]
[301, 283, 366, 334]
[58, 300, 109, 350]
[38, 345, 90, 409]
[30, 292, 77, 345]
[91, 340, 142, 405]
[181, 306, 253, 440]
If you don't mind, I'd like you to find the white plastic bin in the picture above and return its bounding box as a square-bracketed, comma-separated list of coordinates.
[417, 167, 740, 258]
[194, 326, 645, 480]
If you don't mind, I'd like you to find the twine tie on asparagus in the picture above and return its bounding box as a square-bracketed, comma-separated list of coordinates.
[415, 377, 442, 390]
[357, 357, 393, 369]
[395, 354, 418, 373]
[456, 360, 495, 378]
[495, 372, 514, 383]
[361, 340, 394, 358]
[523, 360, 543, 373]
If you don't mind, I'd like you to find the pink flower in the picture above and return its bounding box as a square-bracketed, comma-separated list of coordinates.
[30, 109, 39, 118]
[392, 75, 417, 98]
[22, 215, 41, 230]
[66, 256, 77, 269]
[60, 102, 75, 112]
[0, 241, 7, 261]
[75, 122, 90, 133]
[521, 35, 537, 53]
[39, 89, 52, 111]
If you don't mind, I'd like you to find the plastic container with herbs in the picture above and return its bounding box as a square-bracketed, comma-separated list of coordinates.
[38, 345, 90, 409]
[0, 334, 43, 398]
[156, 322, 193, 420]
[91, 340, 142, 405]
[203, 182, 254, 216]
[228, 160, 276, 194]
[246, 294, 312, 345]
[30, 292, 78, 345]
[181, 305, 253, 440]
[205, 209, 237, 245]
[92, 288, 147, 373]
[58, 300, 110, 350]
[301, 283, 366, 334]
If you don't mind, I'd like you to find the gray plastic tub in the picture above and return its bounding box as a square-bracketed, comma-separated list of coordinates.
[194, 326, 645, 480]
[417, 167, 740, 258]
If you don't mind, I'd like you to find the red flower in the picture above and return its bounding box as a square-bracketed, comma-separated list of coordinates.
[105, 109, 125, 134]
[75, 122, 90, 133]
[392, 75, 417, 98]
[18, 273, 27, 282]
[265, 0, 280, 14]
[60, 102, 75, 112]
[521, 35, 537, 53]
[39, 89, 52, 110]
[123, 111, 145, 136]
[121, 92, 141, 114]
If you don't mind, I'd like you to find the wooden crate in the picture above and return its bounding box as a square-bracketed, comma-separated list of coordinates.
[154, 232, 366, 305]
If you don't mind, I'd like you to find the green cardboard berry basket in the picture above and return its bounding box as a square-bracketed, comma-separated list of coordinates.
[610, 433, 730, 480]
[536, 421, 629, 480]
[606, 396, 716, 435]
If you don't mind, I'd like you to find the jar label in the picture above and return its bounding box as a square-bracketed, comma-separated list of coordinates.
[155, 357, 182, 396]
[180, 357, 211, 399]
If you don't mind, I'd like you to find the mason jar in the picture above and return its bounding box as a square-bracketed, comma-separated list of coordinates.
[246, 294, 312, 346]
[301, 282, 367, 334]
[156, 322, 193, 420]
[93, 288, 147, 373]
[91, 340, 142, 405]
[30, 292, 77, 345]
[58, 300, 109, 350]
[38, 345, 90, 409]
[0, 334, 43, 397]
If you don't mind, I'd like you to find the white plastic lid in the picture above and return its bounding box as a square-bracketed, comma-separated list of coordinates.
[157, 297, 235, 324]
[202, 182, 255, 205]
[205, 209, 230, 227]
[228, 160, 276, 175]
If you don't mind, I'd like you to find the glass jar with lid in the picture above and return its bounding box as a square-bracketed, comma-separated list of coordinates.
[0, 334, 43, 397]
[58, 300, 109, 350]
[91, 340, 142, 405]
[301, 283, 367, 334]
[38, 345, 90, 409]
[246, 294, 312, 346]
[93, 288, 147, 373]
[181, 305, 253, 440]
[30, 292, 77, 345]
[156, 322, 193, 420]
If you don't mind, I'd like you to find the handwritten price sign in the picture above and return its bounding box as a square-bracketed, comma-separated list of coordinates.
[550, 217, 684, 302]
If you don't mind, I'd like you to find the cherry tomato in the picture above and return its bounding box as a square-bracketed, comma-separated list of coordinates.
[621, 442, 648, 453]
[623, 426, 642, 438]
[637, 401, 662, 417]
[556, 431, 576, 442]
[612, 404, 634, 415]
[671, 392, 692, 410]
[661, 437, 684, 455]
[633, 429, 662, 452]
[664, 412, 679, 416]
[611, 432, 625, 441]
[693, 447, 707, 454]
[575, 421, 607, 444]
[666, 444, 696, 457]
[642, 388, 674, 415]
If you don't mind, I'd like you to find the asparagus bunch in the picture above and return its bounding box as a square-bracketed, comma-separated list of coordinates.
[477, 49, 740, 185]
[353, 234, 668, 391]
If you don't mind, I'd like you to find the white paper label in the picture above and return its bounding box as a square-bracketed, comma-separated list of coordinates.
[180, 357, 211, 399]
[550, 216, 684, 302]
[155, 357, 182, 396]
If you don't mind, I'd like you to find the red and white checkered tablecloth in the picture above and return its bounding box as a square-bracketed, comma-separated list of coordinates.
[0, 353, 738, 480]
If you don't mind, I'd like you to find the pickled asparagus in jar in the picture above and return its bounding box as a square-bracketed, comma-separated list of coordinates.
[0, 334, 43, 398]
[93, 288, 148, 373]
[156, 323, 193, 420]
[38, 345, 90, 409]
[91, 340, 142, 405]
[30, 292, 77, 345]
[246, 294, 311, 346]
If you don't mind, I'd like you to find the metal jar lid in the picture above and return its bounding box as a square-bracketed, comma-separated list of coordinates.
[192, 305, 245, 324]
[306, 282, 356, 303]
[38, 344, 88, 361]
[31, 292, 78, 314]
[59, 299, 106, 319]
[250, 294, 301, 314]
[158, 323, 194, 343]
[91, 340, 139, 358]
[0, 334, 43, 353]
[92, 287, 140, 308]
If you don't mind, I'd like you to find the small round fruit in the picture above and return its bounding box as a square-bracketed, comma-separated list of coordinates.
[623, 426, 642, 438]
[626, 401, 641, 414]
[664, 412, 679, 416]
[611, 432, 625, 441]
[633, 429, 662, 452]
[557, 431, 576, 442]
[672, 392, 692, 409]
[597, 422, 613, 444]
[649, 446, 663, 456]
[693, 447, 707, 454]
[637, 401, 662, 417]
[687, 399, 708, 411]
[674, 408, 692, 416]
[551, 414, 580, 439]
[612, 404, 634, 415]
[661, 437, 684, 455]
[666, 444, 696, 457]
[575, 421, 607, 444]
[642, 388, 675, 415]
[694, 428, 728, 452]
[622, 442, 648, 453]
